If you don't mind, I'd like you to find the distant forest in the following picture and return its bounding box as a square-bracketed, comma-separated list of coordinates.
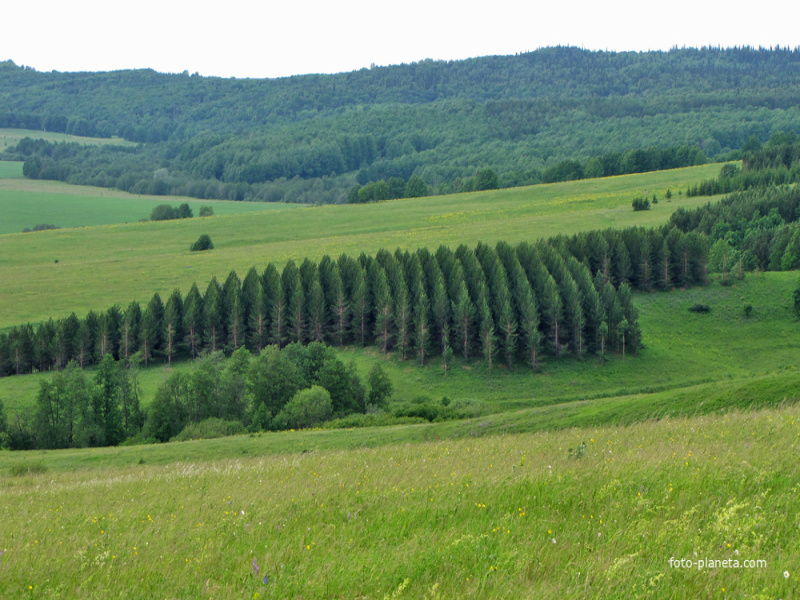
[3, 46, 800, 203]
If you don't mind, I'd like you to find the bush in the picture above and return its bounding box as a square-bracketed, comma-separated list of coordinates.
[199, 206, 214, 217]
[151, 204, 180, 221]
[394, 402, 452, 422]
[688, 303, 711, 313]
[274, 386, 333, 430]
[170, 418, 246, 442]
[632, 197, 651, 211]
[322, 413, 427, 429]
[22, 224, 61, 233]
[190, 234, 214, 251]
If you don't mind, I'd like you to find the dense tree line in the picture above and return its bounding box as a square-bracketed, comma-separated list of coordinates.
[688, 133, 800, 197]
[0, 228, 715, 380]
[4, 47, 800, 203]
[670, 185, 800, 274]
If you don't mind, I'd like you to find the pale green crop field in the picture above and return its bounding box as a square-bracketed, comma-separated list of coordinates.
[0, 161, 300, 235]
[0, 128, 135, 152]
[0, 163, 725, 328]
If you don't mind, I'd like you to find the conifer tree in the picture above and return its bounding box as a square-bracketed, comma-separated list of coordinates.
[164, 289, 184, 365]
[183, 284, 204, 359]
[413, 284, 431, 366]
[121, 301, 141, 364]
[204, 277, 223, 353]
[283, 260, 305, 345]
[372, 266, 392, 353]
[452, 280, 475, 360]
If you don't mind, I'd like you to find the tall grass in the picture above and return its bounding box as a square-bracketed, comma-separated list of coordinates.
[0, 405, 796, 598]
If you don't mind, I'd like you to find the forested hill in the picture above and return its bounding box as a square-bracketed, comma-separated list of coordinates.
[3, 46, 800, 203]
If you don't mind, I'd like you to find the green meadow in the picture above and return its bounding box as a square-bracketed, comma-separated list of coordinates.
[1, 159, 797, 599]
[0, 163, 724, 328]
[0, 161, 300, 236]
[0, 405, 797, 599]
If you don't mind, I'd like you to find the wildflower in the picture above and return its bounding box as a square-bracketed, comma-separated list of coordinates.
[263, 575, 269, 585]
[251, 558, 259, 577]
[785, 571, 790, 578]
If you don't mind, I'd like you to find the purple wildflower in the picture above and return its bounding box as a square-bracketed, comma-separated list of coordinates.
[251, 558, 259, 577]
[263, 575, 269, 585]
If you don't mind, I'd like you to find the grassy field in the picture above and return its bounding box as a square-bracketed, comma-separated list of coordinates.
[0, 157, 797, 598]
[0, 163, 725, 328]
[0, 128, 135, 152]
[0, 404, 796, 599]
[0, 161, 300, 236]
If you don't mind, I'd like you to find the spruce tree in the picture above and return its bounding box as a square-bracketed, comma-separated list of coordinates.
[164, 289, 184, 365]
[183, 284, 204, 359]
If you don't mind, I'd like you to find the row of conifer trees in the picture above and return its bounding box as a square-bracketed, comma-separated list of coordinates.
[0, 227, 709, 378]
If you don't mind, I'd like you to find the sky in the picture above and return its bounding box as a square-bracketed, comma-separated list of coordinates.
[3, 0, 799, 79]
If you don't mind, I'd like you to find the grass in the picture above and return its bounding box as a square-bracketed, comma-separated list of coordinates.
[0, 128, 135, 152]
[0, 163, 725, 328]
[0, 404, 796, 598]
[0, 162, 301, 236]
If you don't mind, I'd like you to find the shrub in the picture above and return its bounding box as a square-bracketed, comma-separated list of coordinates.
[632, 197, 651, 211]
[274, 386, 333, 430]
[22, 224, 61, 233]
[199, 206, 214, 217]
[190, 234, 214, 251]
[394, 402, 452, 422]
[688, 303, 711, 313]
[151, 204, 180, 221]
[170, 418, 246, 442]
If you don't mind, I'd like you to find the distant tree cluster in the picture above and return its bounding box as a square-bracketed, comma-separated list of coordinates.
[5, 342, 394, 450]
[150, 203, 192, 221]
[688, 133, 800, 197]
[543, 146, 707, 184]
[670, 186, 800, 274]
[632, 197, 651, 211]
[22, 224, 61, 233]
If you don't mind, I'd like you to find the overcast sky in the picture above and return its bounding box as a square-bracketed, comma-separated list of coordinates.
[3, 0, 798, 79]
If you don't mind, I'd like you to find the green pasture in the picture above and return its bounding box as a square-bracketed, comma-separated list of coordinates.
[0, 128, 135, 152]
[0, 405, 796, 598]
[0, 163, 725, 328]
[0, 162, 300, 235]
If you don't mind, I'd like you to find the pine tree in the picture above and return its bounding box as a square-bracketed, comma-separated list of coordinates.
[241, 267, 261, 346]
[452, 280, 475, 360]
[393, 271, 412, 360]
[121, 301, 141, 364]
[164, 289, 184, 365]
[283, 260, 305, 345]
[308, 276, 326, 343]
[478, 295, 496, 369]
[328, 264, 348, 347]
[248, 283, 268, 354]
[413, 284, 431, 366]
[146, 293, 165, 357]
[204, 277, 223, 353]
[373, 267, 393, 353]
[183, 284, 204, 359]
[350, 265, 369, 346]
